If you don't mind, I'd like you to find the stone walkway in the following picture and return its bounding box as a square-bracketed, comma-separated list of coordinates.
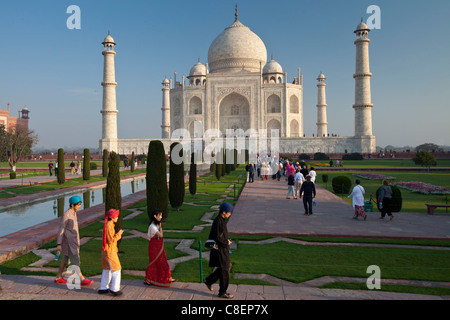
[1, 171, 450, 300]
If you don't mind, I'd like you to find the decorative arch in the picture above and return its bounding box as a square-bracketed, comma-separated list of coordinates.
[267, 94, 281, 113]
[219, 92, 250, 134]
[267, 119, 281, 135]
[189, 96, 202, 115]
[290, 119, 299, 137]
[290, 95, 299, 113]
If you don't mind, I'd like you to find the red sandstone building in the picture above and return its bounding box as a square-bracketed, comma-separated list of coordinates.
[0, 103, 29, 131]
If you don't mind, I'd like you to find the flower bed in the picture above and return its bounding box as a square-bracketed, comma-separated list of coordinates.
[392, 181, 450, 195]
[354, 173, 396, 180]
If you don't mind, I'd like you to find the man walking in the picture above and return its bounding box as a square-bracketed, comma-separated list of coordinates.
[299, 174, 316, 216]
[204, 202, 234, 299]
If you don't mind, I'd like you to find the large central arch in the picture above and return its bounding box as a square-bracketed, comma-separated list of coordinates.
[218, 92, 250, 136]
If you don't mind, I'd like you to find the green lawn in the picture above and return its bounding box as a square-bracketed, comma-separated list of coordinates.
[306, 159, 450, 168]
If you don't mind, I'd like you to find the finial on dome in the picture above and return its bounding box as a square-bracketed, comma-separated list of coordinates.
[235, 4, 238, 21]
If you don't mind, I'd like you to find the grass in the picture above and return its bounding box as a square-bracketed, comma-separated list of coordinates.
[305, 159, 450, 168]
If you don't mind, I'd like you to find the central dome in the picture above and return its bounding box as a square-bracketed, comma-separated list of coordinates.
[208, 19, 267, 73]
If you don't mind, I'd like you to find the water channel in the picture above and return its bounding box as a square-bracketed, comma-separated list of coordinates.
[0, 177, 146, 238]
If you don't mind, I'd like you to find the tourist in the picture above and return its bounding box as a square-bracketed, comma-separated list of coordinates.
[99, 208, 124, 296]
[299, 175, 316, 216]
[204, 202, 234, 299]
[48, 161, 53, 176]
[76, 160, 81, 175]
[277, 161, 283, 181]
[286, 171, 295, 199]
[261, 162, 268, 180]
[248, 163, 255, 183]
[329, 160, 333, 167]
[309, 167, 317, 183]
[300, 165, 309, 179]
[55, 196, 94, 286]
[378, 180, 394, 220]
[294, 168, 305, 199]
[348, 179, 367, 220]
[144, 209, 175, 287]
[70, 161, 76, 175]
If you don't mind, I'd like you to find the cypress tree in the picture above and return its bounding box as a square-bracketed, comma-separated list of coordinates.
[105, 151, 122, 244]
[222, 149, 226, 176]
[83, 148, 90, 180]
[57, 148, 65, 184]
[215, 150, 222, 181]
[102, 149, 108, 177]
[169, 142, 185, 211]
[146, 140, 169, 221]
[131, 152, 135, 172]
[189, 152, 197, 197]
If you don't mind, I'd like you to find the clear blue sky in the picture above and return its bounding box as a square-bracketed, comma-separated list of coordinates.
[0, 0, 449, 151]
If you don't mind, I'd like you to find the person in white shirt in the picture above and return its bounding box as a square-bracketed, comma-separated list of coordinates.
[348, 179, 367, 220]
[294, 168, 306, 199]
[309, 167, 317, 183]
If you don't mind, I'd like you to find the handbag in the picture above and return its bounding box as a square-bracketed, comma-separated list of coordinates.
[205, 239, 218, 250]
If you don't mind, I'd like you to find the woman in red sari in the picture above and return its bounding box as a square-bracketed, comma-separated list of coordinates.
[144, 210, 175, 287]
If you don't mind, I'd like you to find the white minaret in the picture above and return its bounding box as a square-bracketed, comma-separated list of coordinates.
[99, 33, 119, 152]
[353, 19, 373, 137]
[316, 72, 328, 137]
[161, 77, 171, 139]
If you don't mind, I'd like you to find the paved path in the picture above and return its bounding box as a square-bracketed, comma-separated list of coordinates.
[1, 171, 450, 301]
[229, 177, 450, 239]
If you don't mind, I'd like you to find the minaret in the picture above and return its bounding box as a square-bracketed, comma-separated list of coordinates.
[353, 19, 373, 137]
[316, 72, 328, 137]
[100, 33, 118, 152]
[161, 77, 171, 139]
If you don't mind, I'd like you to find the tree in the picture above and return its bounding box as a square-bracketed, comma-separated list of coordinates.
[146, 140, 169, 221]
[130, 151, 135, 172]
[416, 143, 441, 152]
[189, 152, 197, 197]
[0, 124, 38, 172]
[57, 148, 65, 184]
[169, 142, 185, 211]
[102, 149, 108, 177]
[412, 151, 437, 169]
[215, 150, 222, 181]
[105, 151, 122, 246]
[83, 148, 90, 180]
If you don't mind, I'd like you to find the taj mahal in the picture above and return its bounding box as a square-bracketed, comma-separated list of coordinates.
[99, 9, 376, 156]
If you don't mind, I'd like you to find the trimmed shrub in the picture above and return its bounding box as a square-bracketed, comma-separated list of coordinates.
[131, 152, 135, 172]
[342, 152, 364, 160]
[102, 149, 108, 177]
[321, 174, 329, 183]
[57, 148, 65, 184]
[169, 142, 185, 211]
[189, 152, 197, 197]
[83, 148, 90, 180]
[90, 162, 97, 170]
[147, 140, 169, 221]
[298, 153, 311, 160]
[215, 150, 222, 181]
[376, 185, 402, 212]
[9, 172, 16, 179]
[331, 176, 352, 194]
[314, 152, 329, 160]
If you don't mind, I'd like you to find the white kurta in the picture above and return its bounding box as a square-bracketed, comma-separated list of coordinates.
[348, 185, 365, 207]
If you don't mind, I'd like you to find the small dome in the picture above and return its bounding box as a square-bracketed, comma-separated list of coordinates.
[189, 61, 207, 77]
[354, 20, 370, 33]
[162, 77, 169, 84]
[102, 34, 116, 44]
[263, 58, 283, 74]
[317, 72, 326, 81]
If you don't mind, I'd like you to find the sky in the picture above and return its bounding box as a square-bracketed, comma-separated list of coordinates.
[0, 0, 449, 151]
